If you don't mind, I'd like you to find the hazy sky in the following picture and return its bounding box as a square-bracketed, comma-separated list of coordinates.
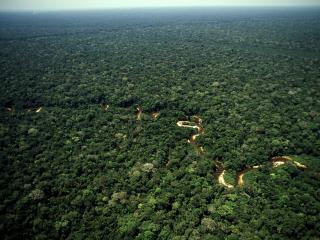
[1, 0, 320, 11]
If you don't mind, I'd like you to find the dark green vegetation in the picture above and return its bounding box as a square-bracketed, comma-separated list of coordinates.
[1, 8, 320, 239]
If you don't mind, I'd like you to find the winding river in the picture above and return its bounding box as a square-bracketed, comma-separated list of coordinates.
[136, 106, 142, 121]
[176, 116, 233, 187]
[35, 107, 42, 113]
[177, 116, 204, 154]
[100, 104, 109, 111]
[152, 112, 159, 119]
[6, 104, 314, 188]
[177, 116, 310, 188]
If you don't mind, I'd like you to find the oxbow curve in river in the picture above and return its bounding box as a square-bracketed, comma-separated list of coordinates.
[176, 116, 312, 188]
[5, 105, 315, 188]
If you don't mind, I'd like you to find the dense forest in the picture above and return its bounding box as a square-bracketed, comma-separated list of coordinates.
[1, 7, 320, 239]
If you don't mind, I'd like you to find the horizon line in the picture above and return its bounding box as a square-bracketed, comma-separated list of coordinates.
[1, 5, 320, 13]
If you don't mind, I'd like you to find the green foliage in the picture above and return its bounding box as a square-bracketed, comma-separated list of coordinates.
[1, 8, 320, 240]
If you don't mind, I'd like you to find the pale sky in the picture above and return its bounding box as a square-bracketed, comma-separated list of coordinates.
[1, 0, 320, 11]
